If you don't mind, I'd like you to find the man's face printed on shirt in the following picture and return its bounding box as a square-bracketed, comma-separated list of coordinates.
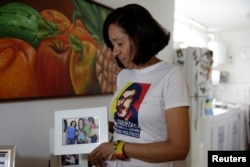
[117, 89, 136, 117]
[111, 82, 150, 138]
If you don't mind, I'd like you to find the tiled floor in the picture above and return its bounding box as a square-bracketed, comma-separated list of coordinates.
[173, 160, 185, 167]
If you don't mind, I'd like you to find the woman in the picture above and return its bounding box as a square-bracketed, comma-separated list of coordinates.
[88, 4, 190, 167]
[65, 120, 77, 145]
[84, 117, 98, 143]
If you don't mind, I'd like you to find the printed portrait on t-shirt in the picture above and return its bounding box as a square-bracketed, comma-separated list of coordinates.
[110, 82, 150, 138]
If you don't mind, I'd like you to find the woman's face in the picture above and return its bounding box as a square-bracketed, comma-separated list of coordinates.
[108, 24, 136, 69]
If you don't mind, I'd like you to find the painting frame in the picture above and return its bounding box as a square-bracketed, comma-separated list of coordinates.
[54, 106, 108, 155]
[0, 0, 117, 101]
[0, 145, 16, 167]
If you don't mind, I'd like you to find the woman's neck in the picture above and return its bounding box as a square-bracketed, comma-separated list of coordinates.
[135, 56, 161, 69]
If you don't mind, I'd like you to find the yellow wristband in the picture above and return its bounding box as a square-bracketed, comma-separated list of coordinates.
[114, 140, 128, 160]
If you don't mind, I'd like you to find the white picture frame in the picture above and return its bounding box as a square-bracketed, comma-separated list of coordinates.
[50, 154, 89, 167]
[0, 145, 16, 167]
[54, 106, 108, 155]
[59, 154, 80, 167]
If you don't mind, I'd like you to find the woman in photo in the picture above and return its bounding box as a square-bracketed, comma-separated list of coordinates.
[84, 117, 98, 143]
[65, 120, 77, 145]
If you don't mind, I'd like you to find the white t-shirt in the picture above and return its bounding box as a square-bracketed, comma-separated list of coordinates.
[108, 61, 189, 167]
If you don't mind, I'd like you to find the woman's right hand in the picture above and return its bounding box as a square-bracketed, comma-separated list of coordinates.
[88, 142, 115, 166]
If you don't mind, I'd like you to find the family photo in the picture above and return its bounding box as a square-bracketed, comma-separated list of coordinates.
[63, 117, 99, 145]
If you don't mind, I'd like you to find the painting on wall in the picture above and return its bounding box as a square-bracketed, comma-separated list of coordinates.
[0, 0, 120, 100]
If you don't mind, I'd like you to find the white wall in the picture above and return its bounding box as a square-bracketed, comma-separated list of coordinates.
[0, 95, 112, 167]
[0, 1, 174, 167]
[212, 28, 250, 105]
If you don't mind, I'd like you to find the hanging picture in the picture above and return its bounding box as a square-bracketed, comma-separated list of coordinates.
[0, 0, 120, 100]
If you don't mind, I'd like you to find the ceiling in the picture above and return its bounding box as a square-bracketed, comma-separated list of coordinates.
[175, 0, 250, 32]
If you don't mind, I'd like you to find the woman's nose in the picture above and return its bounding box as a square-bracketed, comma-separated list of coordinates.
[112, 47, 120, 57]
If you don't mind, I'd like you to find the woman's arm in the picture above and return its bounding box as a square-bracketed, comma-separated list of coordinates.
[108, 121, 114, 134]
[88, 106, 190, 164]
[124, 106, 190, 163]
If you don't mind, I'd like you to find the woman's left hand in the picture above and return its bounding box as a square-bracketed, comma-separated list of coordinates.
[88, 142, 115, 165]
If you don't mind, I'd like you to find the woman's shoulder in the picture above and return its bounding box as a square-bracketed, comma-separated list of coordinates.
[154, 61, 180, 75]
[117, 68, 134, 79]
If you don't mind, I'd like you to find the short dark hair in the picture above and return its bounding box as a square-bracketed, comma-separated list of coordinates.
[70, 120, 77, 127]
[103, 4, 170, 67]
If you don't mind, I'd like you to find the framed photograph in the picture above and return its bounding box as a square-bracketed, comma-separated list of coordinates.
[50, 154, 89, 167]
[54, 106, 108, 155]
[59, 154, 80, 167]
[0, 145, 16, 167]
